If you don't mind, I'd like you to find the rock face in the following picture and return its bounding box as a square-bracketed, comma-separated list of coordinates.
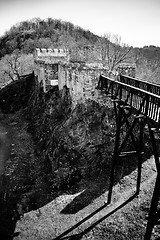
[26, 74, 152, 193]
[26, 76, 116, 191]
[0, 73, 151, 194]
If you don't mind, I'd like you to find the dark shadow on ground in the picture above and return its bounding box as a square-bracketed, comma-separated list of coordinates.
[61, 150, 148, 215]
[61, 167, 111, 214]
[54, 193, 137, 240]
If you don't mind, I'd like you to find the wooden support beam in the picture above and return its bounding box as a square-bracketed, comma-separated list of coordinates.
[119, 151, 144, 157]
[98, 75, 160, 239]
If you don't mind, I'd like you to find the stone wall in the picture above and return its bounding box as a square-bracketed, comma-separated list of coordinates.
[58, 62, 108, 106]
[34, 48, 69, 92]
[34, 48, 69, 63]
[34, 61, 60, 92]
[34, 48, 108, 105]
[116, 63, 136, 78]
[0, 73, 34, 113]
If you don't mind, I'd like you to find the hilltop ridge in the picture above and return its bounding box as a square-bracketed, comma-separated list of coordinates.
[1, 18, 160, 63]
[0, 18, 98, 59]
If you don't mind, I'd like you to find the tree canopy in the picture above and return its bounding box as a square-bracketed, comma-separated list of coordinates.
[0, 18, 99, 58]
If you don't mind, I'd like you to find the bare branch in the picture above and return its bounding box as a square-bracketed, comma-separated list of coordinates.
[97, 33, 133, 71]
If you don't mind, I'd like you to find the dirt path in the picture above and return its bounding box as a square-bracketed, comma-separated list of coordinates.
[14, 156, 159, 240]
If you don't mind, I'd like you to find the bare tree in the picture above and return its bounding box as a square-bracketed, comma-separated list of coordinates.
[0, 50, 34, 85]
[97, 33, 133, 72]
[4, 50, 21, 81]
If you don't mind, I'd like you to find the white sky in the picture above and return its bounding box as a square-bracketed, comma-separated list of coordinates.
[0, 0, 160, 47]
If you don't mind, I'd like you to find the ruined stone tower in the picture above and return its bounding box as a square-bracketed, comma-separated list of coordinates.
[34, 48, 108, 106]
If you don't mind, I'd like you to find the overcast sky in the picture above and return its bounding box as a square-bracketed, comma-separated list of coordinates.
[0, 0, 160, 48]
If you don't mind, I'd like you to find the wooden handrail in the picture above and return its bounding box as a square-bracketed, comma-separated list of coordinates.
[98, 75, 160, 125]
[100, 75, 160, 99]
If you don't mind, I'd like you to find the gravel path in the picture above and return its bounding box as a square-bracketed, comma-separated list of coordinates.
[15, 157, 158, 240]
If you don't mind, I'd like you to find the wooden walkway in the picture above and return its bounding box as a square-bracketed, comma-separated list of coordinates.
[97, 74, 160, 240]
[97, 75, 160, 124]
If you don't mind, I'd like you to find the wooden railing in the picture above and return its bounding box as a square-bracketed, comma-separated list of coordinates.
[120, 75, 160, 96]
[97, 75, 160, 125]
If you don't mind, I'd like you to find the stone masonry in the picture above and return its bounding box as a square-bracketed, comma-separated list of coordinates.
[34, 48, 108, 105]
[34, 48, 136, 105]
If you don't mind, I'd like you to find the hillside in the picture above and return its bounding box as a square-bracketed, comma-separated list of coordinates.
[1, 18, 160, 64]
[0, 18, 99, 58]
[0, 18, 160, 86]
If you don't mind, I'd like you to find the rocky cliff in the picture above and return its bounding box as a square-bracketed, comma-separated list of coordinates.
[26, 76, 117, 191]
[26, 75, 151, 193]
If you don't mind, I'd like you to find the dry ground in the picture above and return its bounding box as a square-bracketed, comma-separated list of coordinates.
[14, 157, 160, 240]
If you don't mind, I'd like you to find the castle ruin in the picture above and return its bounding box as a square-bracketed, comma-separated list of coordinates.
[34, 48, 108, 105]
[34, 48, 136, 105]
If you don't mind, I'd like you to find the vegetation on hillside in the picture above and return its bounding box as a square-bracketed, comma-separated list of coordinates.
[135, 46, 160, 83]
[0, 18, 98, 58]
[0, 50, 34, 85]
[0, 18, 160, 84]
